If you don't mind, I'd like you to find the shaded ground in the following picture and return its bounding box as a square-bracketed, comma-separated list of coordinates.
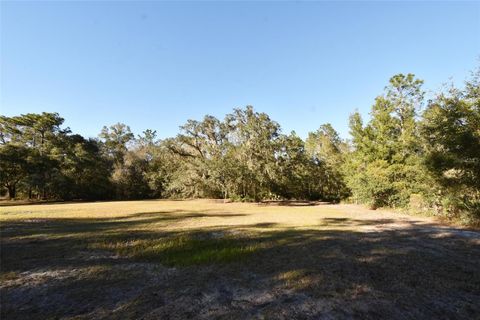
[1, 200, 479, 319]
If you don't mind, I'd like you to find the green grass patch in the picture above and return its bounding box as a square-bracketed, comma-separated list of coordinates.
[94, 234, 262, 267]
[0, 271, 19, 282]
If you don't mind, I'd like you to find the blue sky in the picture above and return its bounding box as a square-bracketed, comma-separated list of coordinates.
[1, 1, 479, 139]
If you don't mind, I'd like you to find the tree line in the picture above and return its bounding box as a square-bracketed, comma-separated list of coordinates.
[1, 69, 479, 223]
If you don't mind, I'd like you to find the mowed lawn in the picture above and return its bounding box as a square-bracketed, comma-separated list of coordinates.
[1, 200, 479, 319]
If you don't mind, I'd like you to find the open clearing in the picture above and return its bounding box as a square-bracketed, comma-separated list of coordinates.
[1, 200, 479, 319]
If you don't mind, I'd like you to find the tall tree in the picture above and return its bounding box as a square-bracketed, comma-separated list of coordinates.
[306, 124, 349, 201]
[421, 71, 480, 219]
[225, 106, 281, 201]
[99, 123, 134, 167]
[166, 115, 229, 198]
[0, 145, 30, 199]
[345, 74, 425, 208]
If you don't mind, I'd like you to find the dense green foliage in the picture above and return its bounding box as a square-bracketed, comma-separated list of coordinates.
[420, 72, 480, 222]
[344, 69, 479, 223]
[1, 69, 479, 223]
[344, 74, 425, 208]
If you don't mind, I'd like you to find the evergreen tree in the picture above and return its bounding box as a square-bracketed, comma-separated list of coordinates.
[345, 74, 424, 208]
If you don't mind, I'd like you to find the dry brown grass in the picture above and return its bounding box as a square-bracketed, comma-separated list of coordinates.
[1, 199, 479, 319]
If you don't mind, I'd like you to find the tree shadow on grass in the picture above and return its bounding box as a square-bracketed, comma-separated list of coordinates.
[1, 216, 479, 320]
[259, 200, 332, 207]
[321, 217, 397, 226]
[126, 211, 248, 220]
[0, 210, 248, 239]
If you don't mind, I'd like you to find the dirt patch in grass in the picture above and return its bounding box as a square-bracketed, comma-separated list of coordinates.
[1, 200, 479, 319]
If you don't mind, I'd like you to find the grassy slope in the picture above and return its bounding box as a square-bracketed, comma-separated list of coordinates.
[1, 200, 479, 319]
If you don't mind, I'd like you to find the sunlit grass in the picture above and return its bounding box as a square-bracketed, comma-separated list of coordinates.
[0, 199, 448, 269]
[0, 200, 345, 266]
[94, 235, 262, 266]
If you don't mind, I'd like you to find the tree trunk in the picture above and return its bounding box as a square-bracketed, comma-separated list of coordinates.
[7, 184, 16, 199]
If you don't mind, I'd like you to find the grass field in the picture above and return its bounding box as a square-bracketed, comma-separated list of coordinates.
[1, 199, 479, 319]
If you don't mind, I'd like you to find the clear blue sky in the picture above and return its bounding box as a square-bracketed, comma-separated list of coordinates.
[1, 1, 479, 139]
